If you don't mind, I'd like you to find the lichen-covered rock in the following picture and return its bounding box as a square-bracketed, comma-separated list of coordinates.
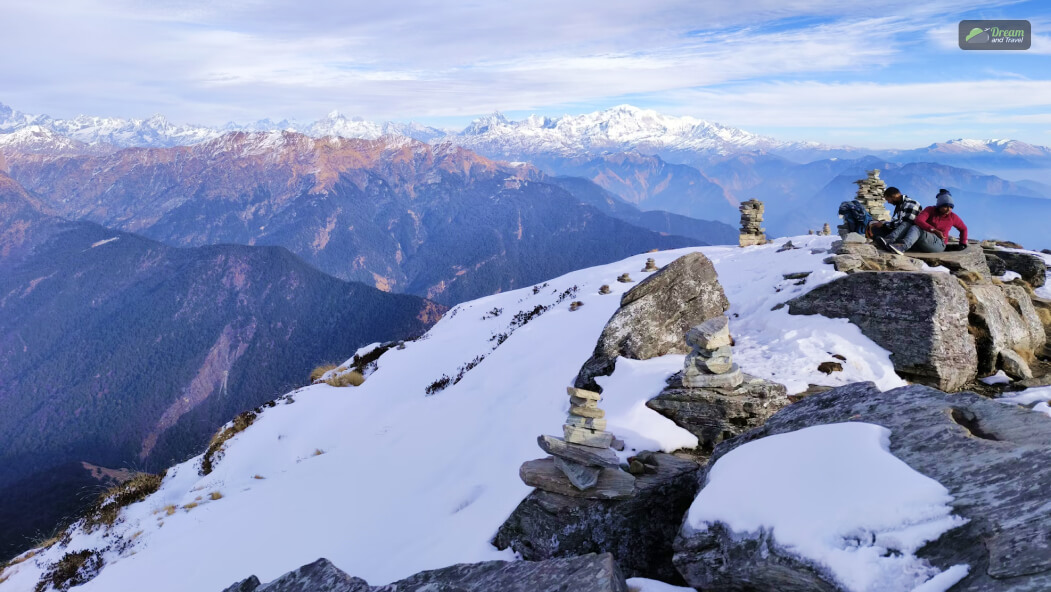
[788, 272, 977, 391]
[673, 382, 1051, 592]
[575, 252, 729, 391]
[986, 250, 1046, 287]
[495, 453, 700, 583]
[224, 554, 631, 592]
[647, 373, 789, 449]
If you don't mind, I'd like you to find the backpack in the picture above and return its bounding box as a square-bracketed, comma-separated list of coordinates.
[838, 200, 871, 234]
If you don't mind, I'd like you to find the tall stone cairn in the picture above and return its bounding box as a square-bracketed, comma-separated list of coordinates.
[682, 316, 744, 389]
[738, 199, 766, 247]
[838, 169, 891, 237]
[518, 387, 636, 499]
[821, 223, 831, 236]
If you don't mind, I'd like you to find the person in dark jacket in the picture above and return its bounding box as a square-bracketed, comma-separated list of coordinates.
[887, 189, 968, 254]
[871, 186, 921, 252]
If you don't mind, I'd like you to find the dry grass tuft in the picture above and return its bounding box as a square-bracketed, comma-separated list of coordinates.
[84, 471, 166, 532]
[182, 502, 198, 511]
[34, 550, 103, 592]
[252, 474, 266, 480]
[324, 370, 365, 387]
[310, 363, 338, 383]
[312, 448, 325, 456]
[200, 410, 257, 475]
[209, 491, 223, 501]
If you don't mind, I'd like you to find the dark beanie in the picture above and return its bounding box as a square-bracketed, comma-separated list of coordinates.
[936, 189, 954, 208]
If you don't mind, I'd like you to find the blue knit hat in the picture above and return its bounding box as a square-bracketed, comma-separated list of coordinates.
[936, 189, 954, 208]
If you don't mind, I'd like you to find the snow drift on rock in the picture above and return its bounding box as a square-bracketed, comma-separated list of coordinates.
[684, 422, 969, 592]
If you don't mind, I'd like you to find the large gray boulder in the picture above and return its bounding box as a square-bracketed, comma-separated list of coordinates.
[969, 284, 1045, 377]
[986, 250, 1046, 287]
[575, 252, 729, 391]
[647, 372, 789, 450]
[788, 272, 977, 391]
[223, 554, 629, 592]
[673, 382, 1051, 592]
[495, 453, 700, 583]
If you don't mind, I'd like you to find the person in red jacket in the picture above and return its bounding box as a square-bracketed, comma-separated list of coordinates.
[888, 189, 968, 254]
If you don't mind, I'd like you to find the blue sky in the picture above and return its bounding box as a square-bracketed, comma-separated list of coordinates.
[3, 0, 1049, 148]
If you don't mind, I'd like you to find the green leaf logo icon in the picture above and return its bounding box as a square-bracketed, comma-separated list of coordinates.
[966, 27, 986, 42]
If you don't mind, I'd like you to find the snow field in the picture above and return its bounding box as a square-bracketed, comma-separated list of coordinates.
[1, 236, 932, 592]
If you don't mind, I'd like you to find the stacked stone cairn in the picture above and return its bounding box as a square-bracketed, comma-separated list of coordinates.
[682, 316, 743, 389]
[838, 169, 891, 237]
[519, 387, 636, 499]
[738, 199, 766, 247]
[821, 223, 831, 236]
[642, 258, 659, 272]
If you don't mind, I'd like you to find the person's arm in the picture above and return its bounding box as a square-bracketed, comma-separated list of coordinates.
[914, 207, 935, 232]
[953, 213, 968, 245]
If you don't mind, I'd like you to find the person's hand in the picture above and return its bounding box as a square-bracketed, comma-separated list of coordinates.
[932, 229, 945, 240]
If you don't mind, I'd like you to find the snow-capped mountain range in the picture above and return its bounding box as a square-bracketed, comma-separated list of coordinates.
[7, 100, 1049, 162]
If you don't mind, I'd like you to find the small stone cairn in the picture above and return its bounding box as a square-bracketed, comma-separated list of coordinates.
[738, 199, 766, 247]
[519, 387, 636, 499]
[682, 316, 743, 389]
[838, 169, 891, 236]
[821, 223, 831, 236]
[642, 258, 658, 272]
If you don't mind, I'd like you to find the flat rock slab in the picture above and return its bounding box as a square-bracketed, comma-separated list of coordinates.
[574, 252, 729, 391]
[224, 555, 630, 592]
[905, 245, 991, 280]
[538, 435, 621, 468]
[788, 271, 977, 391]
[496, 453, 700, 583]
[674, 382, 1051, 592]
[648, 373, 789, 449]
[521, 458, 636, 500]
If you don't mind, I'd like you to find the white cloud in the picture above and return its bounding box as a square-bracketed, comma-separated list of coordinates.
[0, 0, 1040, 146]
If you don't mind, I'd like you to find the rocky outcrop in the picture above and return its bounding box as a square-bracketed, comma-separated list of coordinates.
[223, 554, 630, 592]
[647, 372, 789, 450]
[788, 272, 977, 391]
[673, 382, 1051, 592]
[969, 284, 1047, 378]
[574, 252, 729, 390]
[985, 250, 1046, 287]
[495, 453, 700, 583]
[222, 559, 370, 592]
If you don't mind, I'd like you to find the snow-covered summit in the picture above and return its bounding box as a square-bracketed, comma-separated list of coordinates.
[453, 104, 832, 157]
[920, 138, 1051, 157]
[0, 236, 924, 592]
[0, 125, 100, 155]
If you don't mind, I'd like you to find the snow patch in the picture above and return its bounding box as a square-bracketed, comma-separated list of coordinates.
[980, 370, 1012, 385]
[90, 237, 119, 248]
[685, 422, 967, 592]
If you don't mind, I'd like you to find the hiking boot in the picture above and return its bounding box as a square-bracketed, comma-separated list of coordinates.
[887, 243, 905, 256]
[873, 236, 893, 252]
